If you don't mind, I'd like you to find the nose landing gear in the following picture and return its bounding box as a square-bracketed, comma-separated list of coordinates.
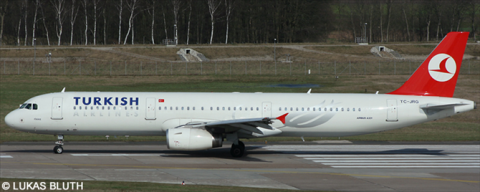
[53, 135, 64, 154]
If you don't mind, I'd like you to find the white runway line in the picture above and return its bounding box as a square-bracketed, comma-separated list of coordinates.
[0, 155, 12, 158]
[330, 166, 480, 168]
[71, 154, 161, 157]
[294, 153, 480, 168]
[312, 160, 480, 163]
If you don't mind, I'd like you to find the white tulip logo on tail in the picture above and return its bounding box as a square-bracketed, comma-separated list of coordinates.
[428, 53, 456, 82]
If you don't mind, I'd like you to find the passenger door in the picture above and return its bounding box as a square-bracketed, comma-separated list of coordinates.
[145, 97, 156, 120]
[51, 98, 63, 120]
[386, 99, 398, 122]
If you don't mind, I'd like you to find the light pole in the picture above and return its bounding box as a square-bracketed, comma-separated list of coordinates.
[364, 23, 367, 43]
[274, 38, 277, 75]
[33, 38, 36, 75]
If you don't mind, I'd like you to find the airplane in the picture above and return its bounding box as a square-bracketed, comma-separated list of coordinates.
[4, 32, 476, 157]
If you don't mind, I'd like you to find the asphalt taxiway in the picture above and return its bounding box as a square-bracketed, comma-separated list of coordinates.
[1, 142, 479, 191]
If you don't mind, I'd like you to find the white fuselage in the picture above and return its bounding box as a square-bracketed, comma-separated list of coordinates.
[5, 92, 475, 138]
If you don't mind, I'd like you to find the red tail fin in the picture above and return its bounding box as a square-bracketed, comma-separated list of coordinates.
[387, 32, 469, 97]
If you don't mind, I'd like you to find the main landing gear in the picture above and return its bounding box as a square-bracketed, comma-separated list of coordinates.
[53, 135, 64, 154]
[230, 140, 245, 158]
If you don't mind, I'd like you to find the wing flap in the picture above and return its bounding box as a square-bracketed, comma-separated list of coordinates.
[420, 103, 468, 109]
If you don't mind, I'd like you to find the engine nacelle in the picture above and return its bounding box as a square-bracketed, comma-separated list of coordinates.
[166, 128, 223, 151]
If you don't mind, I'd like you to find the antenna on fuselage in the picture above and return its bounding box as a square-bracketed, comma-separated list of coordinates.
[61, 87, 66, 93]
[307, 89, 312, 94]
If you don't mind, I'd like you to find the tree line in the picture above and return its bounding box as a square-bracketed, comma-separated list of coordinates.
[0, 0, 478, 46]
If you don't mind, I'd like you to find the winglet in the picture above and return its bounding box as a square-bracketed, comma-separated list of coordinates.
[276, 113, 289, 124]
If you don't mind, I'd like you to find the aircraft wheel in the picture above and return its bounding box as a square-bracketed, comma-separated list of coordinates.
[230, 143, 244, 158]
[54, 146, 63, 154]
[53, 146, 58, 153]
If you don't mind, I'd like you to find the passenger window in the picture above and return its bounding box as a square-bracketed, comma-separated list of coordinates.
[228, 107, 230, 111]
[187, 107, 189, 110]
[251, 107, 253, 111]
[296, 107, 298, 111]
[74, 106, 76, 110]
[240, 107, 242, 111]
[107, 106, 110, 110]
[359, 108, 361, 112]
[341, 108, 344, 111]
[353, 108, 355, 112]
[102, 106, 104, 110]
[159, 107, 161, 110]
[330, 108, 332, 111]
[136, 107, 139, 110]
[210, 107, 212, 110]
[336, 108, 338, 111]
[91, 106, 93, 110]
[217, 107, 219, 111]
[347, 108, 349, 111]
[164, 107, 167, 110]
[97, 106, 99, 110]
[325, 108, 327, 111]
[290, 107, 293, 111]
[285, 107, 287, 111]
[313, 108, 315, 111]
[245, 107, 248, 111]
[33, 104, 38, 110]
[319, 108, 321, 111]
[176, 107, 178, 110]
[256, 107, 259, 111]
[79, 106, 82, 110]
[279, 107, 282, 111]
[222, 107, 225, 111]
[181, 107, 184, 110]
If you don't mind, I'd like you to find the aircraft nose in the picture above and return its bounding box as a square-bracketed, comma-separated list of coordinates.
[4, 111, 17, 128]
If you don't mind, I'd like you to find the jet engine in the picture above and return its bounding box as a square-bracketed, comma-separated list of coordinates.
[166, 128, 223, 151]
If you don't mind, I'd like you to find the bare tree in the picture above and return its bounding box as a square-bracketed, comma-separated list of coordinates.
[471, 1, 478, 41]
[39, 1, 50, 46]
[70, 0, 80, 45]
[224, 0, 234, 44]
[81, 0, 88, 45]
[172, 0, 181, 45]
[51, 0, 66, 46]
[116, 0, 123, 44]
[0, 0, 7, 46]
[92, 0, 100, 45]
[379, 2, 383, 42]
[207, 0, 221, 44]
[161, 5, 168, 42]
[123, 0, 138, 45]
[23, 0, 28, 46]
[403, 5, 410, 41]
[386, 0, 392, 42]
[17, 11, 21, 46]
[147, 0, 156, 44]
[32, 0, 39, 46]
[103, 5, 106, 44]
[186, 0, 192, 45]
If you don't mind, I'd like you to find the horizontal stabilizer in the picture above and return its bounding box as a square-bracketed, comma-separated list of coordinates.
[420, 103, 468, 110]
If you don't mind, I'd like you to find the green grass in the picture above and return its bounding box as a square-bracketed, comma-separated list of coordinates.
[0, 178, 301, 192]
[0, 74, 478, 142]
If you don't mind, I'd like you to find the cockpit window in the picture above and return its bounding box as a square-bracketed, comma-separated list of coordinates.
[25, 103, 32, 110]
[33, 104, 38, 110]
[19, 103, 27, 109]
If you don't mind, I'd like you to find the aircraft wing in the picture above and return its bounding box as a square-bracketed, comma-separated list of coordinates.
[182, 113, 288, 135]
[420, 103, 468, 110]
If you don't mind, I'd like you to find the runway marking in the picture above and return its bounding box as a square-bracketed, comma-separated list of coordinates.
[296, 154, 480, 168]
[1, 161, 479, 184]
[0, 155, 12, 158]
[71, 154, 161, 157]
